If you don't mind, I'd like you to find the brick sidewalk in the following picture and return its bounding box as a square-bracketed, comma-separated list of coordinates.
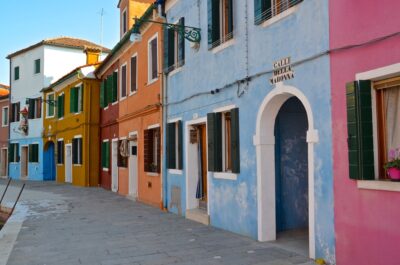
[0, 181, 314, 265]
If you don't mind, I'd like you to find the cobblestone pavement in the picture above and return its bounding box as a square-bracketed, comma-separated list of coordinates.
[0, 180, 315, 265]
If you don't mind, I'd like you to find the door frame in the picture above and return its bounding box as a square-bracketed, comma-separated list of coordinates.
[1, 147, 8, 177]
[111, 138, 119, 192]
[254, 83, 318, 259]
[20, 145, 28, 179]
[128, 131, 138, 198]
[65, 143, 72, 183]
[185, 117, 209, 214]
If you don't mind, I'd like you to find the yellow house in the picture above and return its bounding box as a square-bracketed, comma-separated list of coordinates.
[42, 50, 102, 187]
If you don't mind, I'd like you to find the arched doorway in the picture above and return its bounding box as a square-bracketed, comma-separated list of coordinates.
[254, 83, 318, 259]
[44, 141, 56, 181]
[275, 97, 308, 244]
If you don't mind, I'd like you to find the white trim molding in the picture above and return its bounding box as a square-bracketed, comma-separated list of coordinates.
[357, 180, 400, 192]
[253, 82, 317, 259]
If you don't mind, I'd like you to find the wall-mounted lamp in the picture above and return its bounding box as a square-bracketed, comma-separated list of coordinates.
[130, 32, 142, 43]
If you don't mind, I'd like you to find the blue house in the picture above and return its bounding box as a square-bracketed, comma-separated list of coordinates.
[162, 0, 335, 263]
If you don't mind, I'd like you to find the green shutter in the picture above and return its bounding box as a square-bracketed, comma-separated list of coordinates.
[70, 87, 76, 113]
[28, 144, 33, 163]
[16, 144, 20, 162]
[9, 144, 14, 163]
[14, 67, 19, 80]
[34, 144, 38, 162]
[167, 122, 176, 169]
[230, 108, 240, 173]
[61, 95, 65, 117]
[346, 80, 374, 180]
[28, 98, 35, 119]
[207, 112, 222, 172]
[208, 0, 220, 47]
[100, 80, 105, 108]
[178, 17, 185, 66]
[113, 71, 118, 102]
[106, 76, 113, 105]
[106, 142, 110, 168]
[177, 120, 183, 170]
[163, 26, 171, 73]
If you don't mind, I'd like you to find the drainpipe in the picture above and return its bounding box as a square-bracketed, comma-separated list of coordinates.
[162, 73, 168, 209]
[7, 59, 11, 178]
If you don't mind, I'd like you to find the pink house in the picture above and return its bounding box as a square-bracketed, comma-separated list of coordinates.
[330, 0, 400, 264]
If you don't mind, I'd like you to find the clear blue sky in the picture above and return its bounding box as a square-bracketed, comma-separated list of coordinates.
[0, 0, 120, 85]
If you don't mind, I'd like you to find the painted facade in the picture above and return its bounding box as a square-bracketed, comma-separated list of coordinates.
[42, 57, 101, 187]
[163, 0, 335, 262]
[7, 37, 108, 181]
[330, 0, 400, 264]
[0, 84, 10, 178]
[96, 1, 163, 208]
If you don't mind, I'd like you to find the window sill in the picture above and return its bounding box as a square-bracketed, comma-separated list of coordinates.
[147, 78, 158, 86]
[129, 91, 137, 96]
[73, 164, 82, 167]
[260, 5, 299, 28]
[357, 180, 400, 192]
[168, 66, 183, 77]
[46, 116, 55, 119]
[102, 168, 109, 172]
[112, 102, 118, 106]
[211, 38, 235, 54]
[213, 172, 237, 181]
[57, 164, 64, 166]
[119, 96, 127, 102]
[1, 125, 8, 128]
[168, 169, 183, 175]
[146, 172, 159, 177]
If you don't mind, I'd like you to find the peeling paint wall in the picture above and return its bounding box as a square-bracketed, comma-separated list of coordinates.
[164, 0, 335, 263]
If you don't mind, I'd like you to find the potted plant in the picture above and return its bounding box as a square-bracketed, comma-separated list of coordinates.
[384, 148, 400, 181]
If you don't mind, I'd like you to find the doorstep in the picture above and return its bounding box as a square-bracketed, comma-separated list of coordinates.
[186, 208, 210, 225]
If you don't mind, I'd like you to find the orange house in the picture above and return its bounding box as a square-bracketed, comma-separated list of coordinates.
[96, 0, 163, 208]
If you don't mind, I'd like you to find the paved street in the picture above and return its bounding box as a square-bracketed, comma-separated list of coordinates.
[0, 180, 314, 265]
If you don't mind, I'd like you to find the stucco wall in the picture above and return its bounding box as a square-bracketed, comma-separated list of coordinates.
[330, 0, 400, 264]
[165, 0, 335, 262]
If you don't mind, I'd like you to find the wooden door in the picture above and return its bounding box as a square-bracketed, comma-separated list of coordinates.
[111, 140, 119, 192]
[21, 146, 28, 178]
[1, 149, 7, 177]
[129, 139, 138, 198]
[65, 144, 72, 183]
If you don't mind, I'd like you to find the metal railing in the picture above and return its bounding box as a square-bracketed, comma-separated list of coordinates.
[255, 0, 303, 25]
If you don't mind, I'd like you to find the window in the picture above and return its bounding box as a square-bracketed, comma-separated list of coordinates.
[34, 59, 40, 74]
[9, 143, 19, 163]
[11, 102, 20, 122]
[46, 93, 55, 118]
[347, 78, 400, 180]
[57, 140, 64, 164]
[28, 98, 41, 119]
[254, 0, 303, 25]
[122, 9, 127, 35]
[70, 85, 83, 113]
[130, 55, 137, 93]
[14, 66, 19, 80]
[57, 94, 65, 118]
[148, 35, 158, 83]
[121, 64, 127, 99]
[100, 72, 118, 108]
[207, 108, 240, 173]
[72, 137, 82, 165]
[118, 140, 128, 168]
[101, 140, 110, 169]
[144, 127, 160, 173]
[164, 18, 185, 73]
[28, 144, 39, 163]
[167, 121, 183, 170]
[2, 106, 8, 127]
[208, 0, 233, 49]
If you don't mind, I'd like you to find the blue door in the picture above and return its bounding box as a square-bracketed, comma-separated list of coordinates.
[44, 142, 56, 181]
[275, 97, 308, 232]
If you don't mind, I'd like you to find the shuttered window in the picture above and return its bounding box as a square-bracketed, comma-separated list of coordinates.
[164, 18, 185, 74]
[101, 141, 110, 169]
[11, 102, 20, 122]
[207, 108, 240, 173]
[9, 143, 19, 163]
[100, 80, 106, 108]
[121, 65, 127, 99]
[167, 121, 183, 170]
[57, 140, 64, 164]
[208, 0, 233, 49]
[2, 106, 9, 126]
[46, 93, 55, 118]
[57, 94, 65, 118]
[144, 127, 161, 173]
[113, 71, 118, 102]
[28, 144, 39, 163]
[346, 81, 374, 180]
[72, 137, 83, 165]
[28, 98, 41, 119]
[254, 0, 303, 25]
[14, 66, 19, 80]
[34, 59, 40, 74]
[130, 56, 138, 93]
[148, 36, 158, 82]
[70, 86, 83, 113]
